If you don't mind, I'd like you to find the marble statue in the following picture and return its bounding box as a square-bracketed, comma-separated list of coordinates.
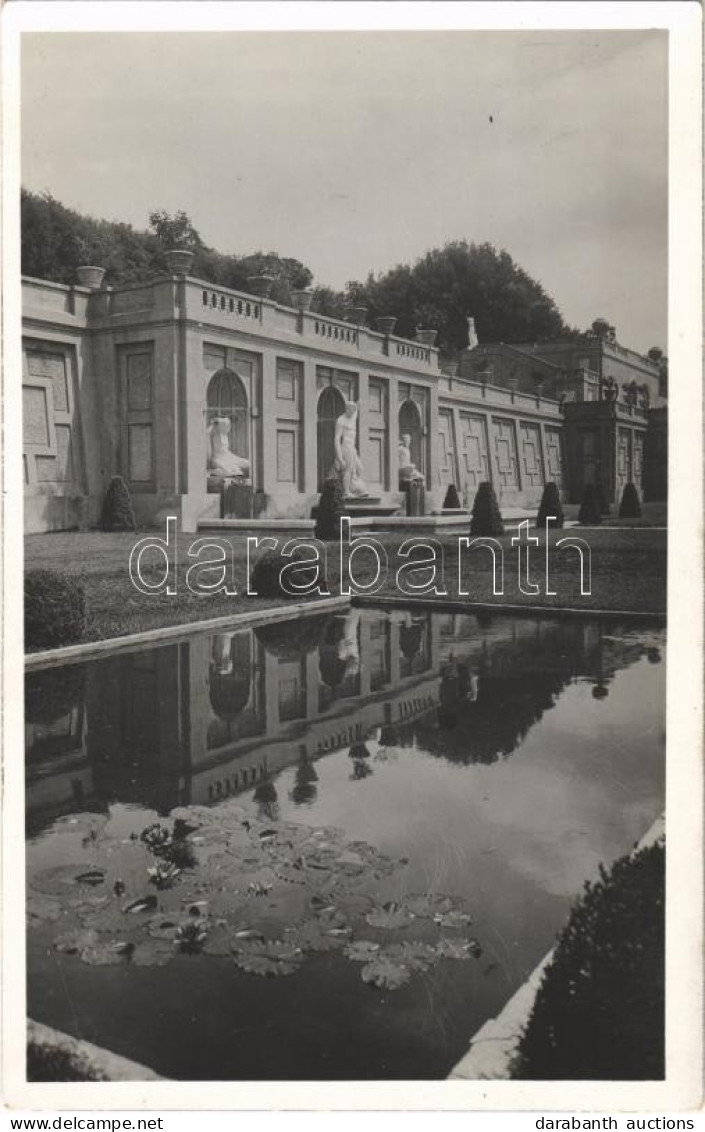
[466, 316, 478, 349]
[333, 402, 368, 497]
[398, 433, 424, 483]
[208, 417, 250, 478]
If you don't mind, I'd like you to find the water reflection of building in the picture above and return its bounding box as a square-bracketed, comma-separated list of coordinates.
[25, 610, 662, 834]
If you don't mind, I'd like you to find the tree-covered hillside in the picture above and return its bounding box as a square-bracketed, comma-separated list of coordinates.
[21, 189, 572, 355]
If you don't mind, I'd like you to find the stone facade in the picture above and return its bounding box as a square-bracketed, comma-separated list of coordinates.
[21, 272, 667, 533]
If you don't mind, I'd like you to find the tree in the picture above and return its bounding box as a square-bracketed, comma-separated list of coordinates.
[148, 209, 202, 250]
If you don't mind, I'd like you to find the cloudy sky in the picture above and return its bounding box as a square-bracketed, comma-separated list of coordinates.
[21, 30, 667, 350]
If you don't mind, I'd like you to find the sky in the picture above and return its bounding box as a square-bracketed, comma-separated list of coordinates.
[21, 29, 667, 351]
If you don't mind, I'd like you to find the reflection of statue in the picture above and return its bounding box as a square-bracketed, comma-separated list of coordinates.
[208, 417, 250, 478]
[332, 402, 368, 497]
[211, 633, 234, 674]
[398, 433, 424, 483]
[337, 608, 360, 678]
[467, 316, 478, 349]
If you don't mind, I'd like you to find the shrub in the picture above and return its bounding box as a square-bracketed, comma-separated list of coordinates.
[536, 482, 564, 529]
[99, 475, 136, 532]
[470, 482, 504, 536]
[619, 482, 642, 519]
[314, 475, 346, 540]
[25, 664, 87, 725]
[513, 842, 664, 1080]
[578, 484, 602, 525]
[25, 569, 86, 650]
[442, 483, 462, 510]
[250, 548, 327, 600]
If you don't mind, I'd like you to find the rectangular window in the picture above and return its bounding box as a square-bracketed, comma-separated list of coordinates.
[276, 428, 297, 483]
[120, 344, 154, 488]
[204, 345, 226, 371]
[369, 379, 384, 414]
[127, 353, 152, 411]
[128, 423, 154, 482]
[26, 349, 69, 412]
[276, 359, 301, 402]
[23, 386, 51, 447]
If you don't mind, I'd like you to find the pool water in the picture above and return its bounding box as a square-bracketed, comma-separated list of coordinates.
[25, 607, 665, 1080]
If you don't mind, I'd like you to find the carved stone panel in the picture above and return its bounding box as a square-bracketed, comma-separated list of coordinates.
[491, 417, 519, 489]
[518, 422, 544, 488]
[458, 412, 489, 491]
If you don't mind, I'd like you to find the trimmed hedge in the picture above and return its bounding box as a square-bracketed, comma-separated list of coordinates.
[314, 476, 346, 541]
[536, 482, 564, 529]
[513, 841, 665, 1080]
[99, 475, 136, 532]
[25, 569, 86, 650]
[470, 481, 504, 536]
[443, 483, 462, 510]
[25, 664, 87, 725]
[619, 482, 642, 519]
[578, 484, 602, 525]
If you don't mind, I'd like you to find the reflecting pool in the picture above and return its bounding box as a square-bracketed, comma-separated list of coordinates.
[25, 606, 666, 1080]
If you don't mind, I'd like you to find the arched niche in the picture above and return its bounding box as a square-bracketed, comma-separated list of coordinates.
[317, 385, 346, 490]
[207, 369, 249, 463]
[399, 398, 424, 473]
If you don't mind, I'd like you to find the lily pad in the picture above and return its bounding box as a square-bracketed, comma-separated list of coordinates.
[27, 891, 62, 924]
[344, 940, 381, 963]
[366, 902, 415, 931]
[433, 909, 473, 930]
[231, 939, 302, 977]
[361, 955, 412, 991]
[32, 864, 104, 895]
[131, 938, 175, 967]
[286, 919, 349, 953]
[403, 893, 461, 919]
[82, 940, 134, 966]
[123, 894, 158, 915]
[434, 937, 478, 961]
[385, 941, 437, 972]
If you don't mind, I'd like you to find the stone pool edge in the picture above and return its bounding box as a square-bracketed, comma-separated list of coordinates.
[26, 1019, 165, 1081]
[25, 595, 351, 670]
[448, 811, 667, 1081]
[356, 594, 667, 623]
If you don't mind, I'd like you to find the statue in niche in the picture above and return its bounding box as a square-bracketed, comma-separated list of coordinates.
[398, 433, 424, 484]
[332, 402, 369, 497]
[208, 417, 250, 478]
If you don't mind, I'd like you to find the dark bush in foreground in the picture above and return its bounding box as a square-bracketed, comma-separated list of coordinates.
[470, 481, 504, 536]
[314, 476, 346, 540]
[619, 482, 642, 519]
[250, 548, 327, 600]
[99, 475, 136, 532]
[536, 482, 564, 529]
[513, 841, 664, 1080]
[25, 569, 86, 650]
[443, 483, 462, 510]
[25, 664, 87, 725]
[578, 484, 602, 525]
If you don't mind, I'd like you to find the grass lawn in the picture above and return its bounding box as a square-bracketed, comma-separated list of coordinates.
[24, 522, 667, 650]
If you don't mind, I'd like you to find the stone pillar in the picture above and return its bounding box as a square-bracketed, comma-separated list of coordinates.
[538, 422, 552, 489]
[358, 617, 372, 698]
[302, 357, 319, 495]
[180, 322, 208, 495]
[357, 371, 372, 490]
[388, 376, 400, 492]
[261, 351, 278, 497]
[427, 381, 440, 500]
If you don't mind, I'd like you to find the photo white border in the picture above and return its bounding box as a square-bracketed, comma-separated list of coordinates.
[2, 0, 702, 1112]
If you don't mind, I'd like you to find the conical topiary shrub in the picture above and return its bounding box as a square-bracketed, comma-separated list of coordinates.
[443, 483, 462, 510]
[470, 481, 504, 536]
[314, 475, 346, 541]
[619, 482, 642, 519]
[536, 482, 564, 529]
[99, 475, 136, 532]
[578, 484, 603, 525]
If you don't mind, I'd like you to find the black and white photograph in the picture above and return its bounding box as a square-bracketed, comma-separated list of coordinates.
[2, 0, 702, 1113]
